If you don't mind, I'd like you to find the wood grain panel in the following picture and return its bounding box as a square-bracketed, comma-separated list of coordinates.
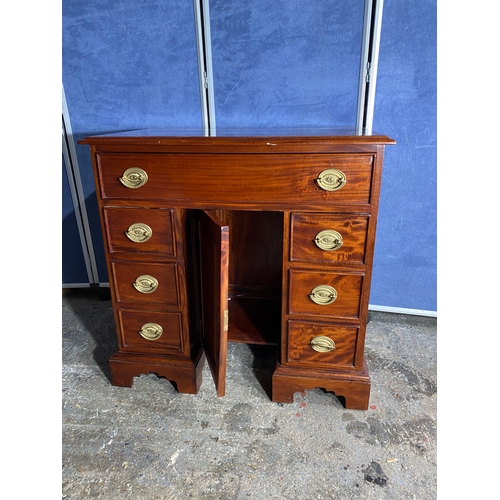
[111, 261, 179, 306]
[118, 309, 183, 353]
[290, 213, 368, 264]
[97, 153, 373, 205]
[286, 320, 358, 368]
[104, 207, 175, 256]
[195, 210, 229, 397]
[224, 210, 283, 288]
[288, 270, 363, 318]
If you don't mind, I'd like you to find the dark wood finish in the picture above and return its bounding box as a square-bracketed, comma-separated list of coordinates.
[117, 309, 184, 353]
[80, 128, 394, 409]
[109, 351, 205, 395]
[194, 210, 229, 397]
[97, 154, 373, 205]
[104, 207, 175, 256]
[286, 320, 359, 368]
[79, 128, 395, 153]
[272, 359, 371, 410]
[288, 270, 363, 318]
[228, 297, 281, 345]
[224, 210, 283, 290]
[111, 261, 179, 306]
[222, 210, 283, 345]
[290, 213, 368, 265]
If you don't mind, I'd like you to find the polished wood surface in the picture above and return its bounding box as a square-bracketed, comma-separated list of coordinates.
[290, 213, 368, 265]
[111, 261, 179, 307]
[272, 359, 371, 410]
[194, 210, 229, 397]
[80, 129, 394, 409]
[117, 310, 183, 353]
[223, 210, 283, 290]
[288, 270, 363, 318]
[80, 127, 395, 153]
[286, 320, 358, 368]
[104, 207, 175, 256]
[109, 351, 205, 394]
[97, 153, 373, 206]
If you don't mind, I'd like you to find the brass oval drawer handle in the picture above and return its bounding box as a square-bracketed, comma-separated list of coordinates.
[316, 169, 346, 191]
[314, 229, 343, 251]
[126, 222, 153, 243]
[119, 167, 148, 189]
[133, 275, 159, 294]
[309, 285, 337, 305]
[139, 322, 163, 341]
[310, 336, 336, 353]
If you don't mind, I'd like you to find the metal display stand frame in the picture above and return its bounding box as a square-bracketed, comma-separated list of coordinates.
[62, 85, 102, 287]
[193, 0, 385, 135]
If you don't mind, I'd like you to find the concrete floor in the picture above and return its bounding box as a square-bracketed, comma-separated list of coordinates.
[62, 288, 436, 499]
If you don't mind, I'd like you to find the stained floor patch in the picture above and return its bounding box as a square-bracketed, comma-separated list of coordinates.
[362, 460, 388, 487]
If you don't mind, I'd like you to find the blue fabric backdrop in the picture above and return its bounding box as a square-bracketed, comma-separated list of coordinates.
[62, 0, 202, 282]
[209, 0, 364, 128]
[371, 0, 436, 311]
[62, 0, 436, 312]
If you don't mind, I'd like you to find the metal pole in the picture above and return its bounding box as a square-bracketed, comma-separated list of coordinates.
[62, 84, 100, 286]
[364, 0, 384, 135]
[356, 0, 373, 135]
[193, 0, 216, 134]
[355, 0, 384, 135]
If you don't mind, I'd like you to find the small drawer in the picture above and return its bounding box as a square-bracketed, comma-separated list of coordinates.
[286, 320, 358, 368]
[111, 262, 180, 306]
[104, 207, 175, 256]
[288, 270, 363, 318]
[97, 153, 373, 205]
[290, 213, 368, 264]
[118, 309, 183, 353]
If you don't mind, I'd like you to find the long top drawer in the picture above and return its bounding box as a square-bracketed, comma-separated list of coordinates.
[97, 153, 374, 206]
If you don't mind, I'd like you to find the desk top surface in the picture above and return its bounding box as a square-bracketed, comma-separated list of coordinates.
[80, 128, 395, 146]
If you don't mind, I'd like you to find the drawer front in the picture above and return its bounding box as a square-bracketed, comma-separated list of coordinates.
[104, 207, 175, 256]
[290, 213, 368, 264]
[97, 153, 373, 204]
[118, 309, 183, 353]
[287, 320, 358, 368]
[111, 262, 179, 306]
[288, 270, 363, 318]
